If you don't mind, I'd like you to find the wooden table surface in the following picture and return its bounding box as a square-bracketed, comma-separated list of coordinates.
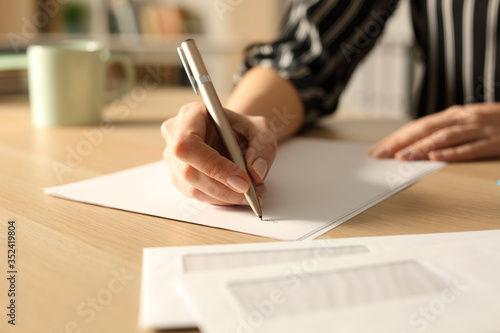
[0, 89, 499, 333]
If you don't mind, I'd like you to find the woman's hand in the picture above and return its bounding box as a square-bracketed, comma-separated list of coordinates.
[161, 102, 277, 206]
[369, 103, 500, 162]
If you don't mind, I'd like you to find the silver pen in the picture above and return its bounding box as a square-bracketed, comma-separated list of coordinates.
[177, 39, 263, 220]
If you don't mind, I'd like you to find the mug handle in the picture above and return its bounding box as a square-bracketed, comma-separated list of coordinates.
[104, 54, 135, 104]
[0, 54, 28, 71]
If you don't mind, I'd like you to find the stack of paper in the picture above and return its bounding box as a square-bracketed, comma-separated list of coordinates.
[45, 138, 445, 240]
[139, 230, 500, 332]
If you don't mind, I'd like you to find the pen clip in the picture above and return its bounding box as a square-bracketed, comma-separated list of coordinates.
[177, 46, 199, 96]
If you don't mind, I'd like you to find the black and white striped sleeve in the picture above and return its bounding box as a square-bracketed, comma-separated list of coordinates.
[411, 0, 500, 117]
[235, 0, 400, 127]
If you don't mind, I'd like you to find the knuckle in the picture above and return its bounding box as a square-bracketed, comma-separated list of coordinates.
[163, 147, 170, 161]
[203, 162, 220, 179]
[419, 121, 434, 134]
[185, 185, 202, 199]
[433, 129, 450, 143]
[267, 138, 278, 157]
[258, 115, 272, 128]
[179, 101, 204, 116]
[170, 135, 191, 159]
[446, 105, 464, 114]
[160, 119, 169, 134]
[245, 146, 258, 159]
[468, 110, 487, 124]
[178, 105, 189, 117]
[444, 105, 467, 124]
[203, 156, 225, 179]
[178, 163, 196, 181]
[160, 118, 174, 141]
[207, 184, 232, 202]
[205, 157, 237, 180]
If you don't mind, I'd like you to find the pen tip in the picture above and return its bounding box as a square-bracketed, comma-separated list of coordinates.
[259, 215, 263, 221]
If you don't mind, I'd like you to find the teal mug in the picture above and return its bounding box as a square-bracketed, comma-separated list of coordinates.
[23, 40, 135, 127]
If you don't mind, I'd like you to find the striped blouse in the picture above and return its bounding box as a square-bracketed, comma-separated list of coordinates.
[236, 0, 500, 126]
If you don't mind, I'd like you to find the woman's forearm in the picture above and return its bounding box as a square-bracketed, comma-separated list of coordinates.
[226, 66, 305, 141]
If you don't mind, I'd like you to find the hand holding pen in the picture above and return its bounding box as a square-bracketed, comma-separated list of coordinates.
[161, 39, 278, 218]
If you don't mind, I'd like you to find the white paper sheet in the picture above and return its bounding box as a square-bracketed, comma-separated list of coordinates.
[178, 237, 500, 333]
[139, 230, 500, 330]
[45, 138, 445, 241]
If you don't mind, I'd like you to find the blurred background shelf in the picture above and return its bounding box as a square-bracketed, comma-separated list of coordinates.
[0, 0, 284, 94]
[0, 0, 417, 119]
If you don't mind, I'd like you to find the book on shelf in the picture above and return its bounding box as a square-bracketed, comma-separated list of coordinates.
[108, 0, 199, 37]
[156, 3, 186, 35]
[108, 0, 141, 34]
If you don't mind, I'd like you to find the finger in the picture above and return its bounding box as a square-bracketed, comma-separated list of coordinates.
[171, 163, 265, 206]
[429, 136, 500, 162]
[174, 177, 246, 206]
[173, 102, 211, 143]
[370, 106, 468, 158]
[164, 142, 251, 206]
[173, 159, 249, 205]
[394, 125, 485, 161]
[172, 135, 251, 192]
[243, 117, 278, 183]
[160, 119, 169, 141]
[170, 172, 232, 206]
[179, 177, 240, 206]
[171, 105, 252, 194]
[255, 183, 267, 195]
[163, 112, 227, 205]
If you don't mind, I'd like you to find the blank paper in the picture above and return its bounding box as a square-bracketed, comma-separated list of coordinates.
[45, 138, 445, 240]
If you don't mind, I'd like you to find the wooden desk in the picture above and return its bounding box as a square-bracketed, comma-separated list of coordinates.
[0, 89, 499, 333]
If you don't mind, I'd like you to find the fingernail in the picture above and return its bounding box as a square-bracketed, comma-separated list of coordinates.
[370, 146, 389, 158]
[227, 175, 250, 193]
[252, 158, 268, 180]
